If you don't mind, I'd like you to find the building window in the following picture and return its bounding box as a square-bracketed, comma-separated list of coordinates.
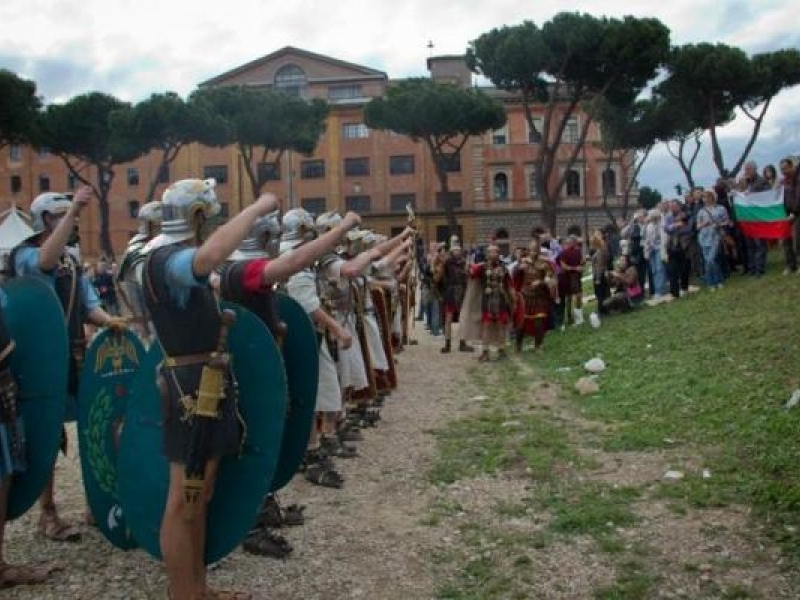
[38, 147, 50, 158]
[9, 145, 22, 161]
[38, 174, 50, 192]
[344, 157, 370, 177]
[300, 159, 325, 179]
[342, 123, 369, 139]
[219, 202, 230, 218]
[203, 165, 228, 185]
[441, 154, 461, 173]
[493, 173, 509, 200]
[345, 195, 371, 213]
[128, 200, 140, 219]
[258, 162, 281, 182]
[528, 117, 543, 144]
[301, 197, 326, 215]
[67, 173, 77, 190]
[491, 125, 508, 145]
[528, 166, 543, 199]
[390, 226, 405, 238]
[157, 164, 170, 184]
[494, 228, 510, 257]
[436, 191, 462, 210]
[602, 168, 617, 196]
[10, 175, 22, 194]
[274, 64, 307, 98]
[389, 155, 415, 175]
[390, 193, 416, 212]
[127, 167, 139, 186]
[562, 116, 580, 144]
[328, 85, 362, 101]
[566, 169, 581, 197]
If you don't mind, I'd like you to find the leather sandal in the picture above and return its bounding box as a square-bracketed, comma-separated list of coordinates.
[0, 563, 58, 588]
[38, 511, 81, 543]
[242, 528, 293, 560]
[305, 464, 344, 488]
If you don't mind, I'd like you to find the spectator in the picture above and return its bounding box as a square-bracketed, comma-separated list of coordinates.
[737, 160, 771, 276]
[644, 208, 667, 300]
[557, 235, 585, 326]
[695, 189, 729, 290]
[780, 158, 799, 275]
[92, 260, 118, 315]
[589, 230, 611, 315]
[664, 198, 692, 298]
[763, 164, 779, 189]
[602, 255, 643, 313]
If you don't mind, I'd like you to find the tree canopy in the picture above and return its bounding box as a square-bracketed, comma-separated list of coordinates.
[191, 86, 329, 199]
[658, 43, 800, 178]
[0, 69, 41, 149]
[467, 12, 671, 231]
[36, 92, 149, 258]
[115, 91, 231, 201]
[364, 77, 506, 235]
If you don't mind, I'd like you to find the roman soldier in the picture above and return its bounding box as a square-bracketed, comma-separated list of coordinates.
[217, 208, 360, 558]
[513, 257, 556, 352]
[10, 187, 124, 542]
[435, 236, 473, 354]
[138, 178, 279, 600]
[470, 243, 515, 362]
[116, 200, 162, 341]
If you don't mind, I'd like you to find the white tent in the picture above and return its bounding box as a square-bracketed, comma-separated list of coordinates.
[0, 206, 33, 270]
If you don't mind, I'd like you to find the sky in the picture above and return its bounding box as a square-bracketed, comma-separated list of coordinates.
[2, 0, 798, 197]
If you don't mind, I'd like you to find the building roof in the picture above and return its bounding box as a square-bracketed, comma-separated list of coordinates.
[199, 45, 387, 87]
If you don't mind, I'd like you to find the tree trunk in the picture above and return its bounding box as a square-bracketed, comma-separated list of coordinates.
[436, 165, 459, 239]
[97, 165, 115, 260]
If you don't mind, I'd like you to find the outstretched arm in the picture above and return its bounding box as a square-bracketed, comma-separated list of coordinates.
[340, 227, 413, 279]
[262, 212, 361, 285]
[193, 194, 279, 277]
[39, 186, 91, 271]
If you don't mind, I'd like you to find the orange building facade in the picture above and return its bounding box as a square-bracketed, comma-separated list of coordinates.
[0, 47, 635, 260]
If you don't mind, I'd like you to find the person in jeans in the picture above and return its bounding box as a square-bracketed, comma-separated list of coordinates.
[644, 208, 667, 299]
[696, 189, 730, 290]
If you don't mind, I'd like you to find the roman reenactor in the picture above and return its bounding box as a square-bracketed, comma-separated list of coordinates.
[217, 208, 360, 558]
[470, 243, 515, 362]
[10, 187, 125, 542]
[435, 236, 473, 354]
[116, 200, 162, 341]
[138, 178, 279, 600]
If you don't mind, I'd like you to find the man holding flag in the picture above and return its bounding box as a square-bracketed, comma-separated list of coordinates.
[735, 161, 773, 276]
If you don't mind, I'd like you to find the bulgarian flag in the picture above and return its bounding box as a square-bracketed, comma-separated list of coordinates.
[732, 187, 792, 239]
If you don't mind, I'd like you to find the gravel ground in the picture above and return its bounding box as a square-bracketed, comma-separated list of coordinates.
[4, 326, 473, 600]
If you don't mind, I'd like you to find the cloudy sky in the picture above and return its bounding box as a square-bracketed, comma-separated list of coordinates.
[2, 0, 798, 196]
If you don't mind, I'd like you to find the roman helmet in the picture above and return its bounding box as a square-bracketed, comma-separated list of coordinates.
[230, 211, 281, 261]
[128, 201, 163, 247]
[29, 192, 73, 236]
[315, 211, 342, 234]
[144, 179, 220, 252]
[345, 228, 370, 256]
[279, 208, 316, 255]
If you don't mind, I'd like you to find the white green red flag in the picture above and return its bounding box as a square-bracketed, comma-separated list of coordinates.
[732, 187, 792, 239]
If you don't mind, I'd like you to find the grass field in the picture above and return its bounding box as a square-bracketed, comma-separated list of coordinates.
[428, 250, 800, 598]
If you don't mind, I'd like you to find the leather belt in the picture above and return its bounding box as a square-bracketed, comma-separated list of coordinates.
[164, 352, 226, 368]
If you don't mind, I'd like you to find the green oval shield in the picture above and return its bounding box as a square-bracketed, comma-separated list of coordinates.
[269, 293, 319, 492]
[2, 276, 69, 520]
[77, 328, 147, 550]
[117, 302, 287, 564]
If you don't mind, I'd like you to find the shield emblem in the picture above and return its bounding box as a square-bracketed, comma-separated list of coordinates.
[77, 328, 147, 550]
[2, 277, 69, 520]
[117, 302, 287, 564]
[269, 293, 319, 492]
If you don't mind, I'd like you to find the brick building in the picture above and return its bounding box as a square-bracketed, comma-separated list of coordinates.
[0, 46, 635, 260]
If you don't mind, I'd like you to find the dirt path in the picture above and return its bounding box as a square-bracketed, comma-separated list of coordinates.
[5, 327, 476, 600]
